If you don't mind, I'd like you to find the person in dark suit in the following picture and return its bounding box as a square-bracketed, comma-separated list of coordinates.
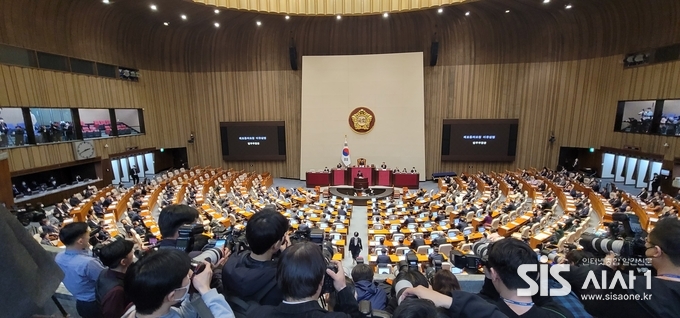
[0, 118, 8, 147]
[411, 167, 417, 173]
[651, 173, 662, 193]
[129, 165, 140, 184]
[348, 232, 362, 264]
[12, 184, 20, 197]
[639, 188, 649, 200]
[376, 248, 391, 265]
[69, 194, 81, 207]
[356, 171, 364, 178]
[13, 125, 24, 145]
[249, 242, 362, 318]
[380, 162, 387, 169]
[428, 246, 445, 267]
[337, 162, 343, 169]
[410, 236, 426, 250]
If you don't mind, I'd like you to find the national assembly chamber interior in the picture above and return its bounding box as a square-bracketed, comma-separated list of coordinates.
[1, 0, 680, 317]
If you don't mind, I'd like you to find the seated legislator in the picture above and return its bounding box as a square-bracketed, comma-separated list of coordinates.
[411, 167, 417, 173]
[376, 248, 391, 265]
[392, 167, 400, 173]
[336, 163, 343, 169]
[380, 162, 387, 169]
[248, 242, 362, 317]
[402, 168, 407, 173]
[357, 158, 367, 167]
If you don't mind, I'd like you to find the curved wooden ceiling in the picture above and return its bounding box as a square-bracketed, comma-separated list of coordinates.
[190, 0, 474, 16]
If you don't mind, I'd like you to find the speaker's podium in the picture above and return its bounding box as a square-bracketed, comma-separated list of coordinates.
[353, 177, 369, 190]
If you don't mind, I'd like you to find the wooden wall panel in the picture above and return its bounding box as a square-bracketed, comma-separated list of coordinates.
[1, 0, 680, 180]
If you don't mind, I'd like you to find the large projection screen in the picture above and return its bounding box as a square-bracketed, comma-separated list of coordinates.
[300, 53, 426, 181]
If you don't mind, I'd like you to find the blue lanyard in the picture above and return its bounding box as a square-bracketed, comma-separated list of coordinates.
[502, 298, 534, 307]
[659, 274, 680, 280]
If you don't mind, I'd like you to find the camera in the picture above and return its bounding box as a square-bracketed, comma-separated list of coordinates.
[175, 223, 205, 253]
[579, 233, 646, 259]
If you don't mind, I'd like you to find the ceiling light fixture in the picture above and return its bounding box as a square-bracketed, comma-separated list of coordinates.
[437, 8, 443, 13]
[505, 10, 510, 13]
[565, 4, 572, 9]
[336, 15, 341, 20]
[285, 15, 290, 20]
[543, 0, 550, 3]
[214, 22, 220, 27]
[163, 22, 169, 26]
[181, 14, 187, 20]
[150, 4, 157, 11]
[214, 9, 220, 14]
[465, 11, 470, 16]
[256, 21, 262, 26]
[102, 0, 110, 4]
[383, 12, 388, 18]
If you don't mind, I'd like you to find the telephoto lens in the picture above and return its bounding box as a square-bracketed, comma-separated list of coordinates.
[193, 247, 223, 265]
[473, 241, 491, 258]
[394, 280, 417, 305]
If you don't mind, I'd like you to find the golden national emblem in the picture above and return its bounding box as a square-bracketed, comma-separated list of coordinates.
[348, 107, 376, 133]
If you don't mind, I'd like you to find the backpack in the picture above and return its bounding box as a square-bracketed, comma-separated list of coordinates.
[225, 279, 277, 318]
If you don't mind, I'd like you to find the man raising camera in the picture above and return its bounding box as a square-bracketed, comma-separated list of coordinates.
[571, 217, 680, 317]
[122, 249, 234, 317]
[248, 241, 362, 317]
[222, 208, 290, 307]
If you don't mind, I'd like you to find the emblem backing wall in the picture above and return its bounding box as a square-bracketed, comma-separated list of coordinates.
[300, 52, 426, 180]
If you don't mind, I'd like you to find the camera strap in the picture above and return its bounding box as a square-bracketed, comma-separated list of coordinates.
[190, 293, 215, 318]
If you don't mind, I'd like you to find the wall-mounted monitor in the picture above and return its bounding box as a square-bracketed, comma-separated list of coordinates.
[220, 121, 286, 161]
[441, 119, 519, 162]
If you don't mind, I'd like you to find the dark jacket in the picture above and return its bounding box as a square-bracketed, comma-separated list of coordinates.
[222, 251, 283, 306]
[376, 254, 391, 265]
[96, 269, 129, 318]
[565, 265, 680, 318]
[354, 280, 387, 310]
[248, 286, 363, 318]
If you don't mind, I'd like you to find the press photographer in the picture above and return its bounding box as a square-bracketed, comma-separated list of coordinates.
[157, 205, 228, 292]
[248, 241, 363, 317]
[476, 238, 574, 318]
[122, 249, 234, 317]
[568, 217, 680, 318]
[222, 208, 290, 311]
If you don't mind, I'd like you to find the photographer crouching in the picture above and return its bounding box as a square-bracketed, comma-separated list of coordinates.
[567, 217, 680, 317]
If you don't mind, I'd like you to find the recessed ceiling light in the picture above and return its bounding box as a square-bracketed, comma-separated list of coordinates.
[505, 10, 510, 13]
[256, 21, 262, 26]
[214, 9, 220, 14]
[214, 22, 220, 27]
[565, 4, 572, 9]
[285, 15, 290, 20]
[465, 11, 470, 16]
[181, 14, 187, 20]
[383, 12, 388, 18]
[543, 0, 550, 3]
[150, 4, 157, 11]
[163, 22, 169, 26]
[336, 15, 341, 20]
[437, 8, 443, 13]
[102, 0, 110, 4]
